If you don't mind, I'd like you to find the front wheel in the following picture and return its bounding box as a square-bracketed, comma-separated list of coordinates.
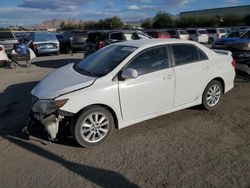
[202, 80, 223, 110]
[73, 106, 114, 148]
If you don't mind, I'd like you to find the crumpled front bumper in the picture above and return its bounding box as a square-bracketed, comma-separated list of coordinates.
[28, 111, 61, 140]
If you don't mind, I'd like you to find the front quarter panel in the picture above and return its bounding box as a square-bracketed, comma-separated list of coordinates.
[56, 76, 122, 121]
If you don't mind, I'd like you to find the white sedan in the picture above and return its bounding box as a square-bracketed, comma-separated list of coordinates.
[0, 45, 10, 64]
[30, 39, 235, 147]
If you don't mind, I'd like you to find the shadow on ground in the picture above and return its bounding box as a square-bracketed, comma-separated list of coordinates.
[0, 79, 139, 187]
[2, 135, 139, 188]
[235, 70, 250, 82]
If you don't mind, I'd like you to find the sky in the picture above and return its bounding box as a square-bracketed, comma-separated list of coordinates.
[0, 0, 249, 26]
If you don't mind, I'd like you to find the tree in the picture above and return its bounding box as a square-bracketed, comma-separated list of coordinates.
[221, 14, 243, 26]
[243, 14, 250, 26]
[141, 20, 153, 29]
[153, 11, 173, 28]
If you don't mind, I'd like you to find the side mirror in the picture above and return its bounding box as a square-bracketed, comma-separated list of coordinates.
[121, 68, 138, 80]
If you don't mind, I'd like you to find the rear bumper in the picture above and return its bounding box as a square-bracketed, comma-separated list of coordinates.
[37, 48, 59, 54]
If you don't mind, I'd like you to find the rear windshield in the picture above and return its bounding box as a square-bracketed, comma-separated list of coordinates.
[0, 32, 15, 39]
[219, 29, 226, 33]
[167, 30, 176, 35]
[187, 30, 196, 34]
[198, 30, 208, 34]
[178, 30, 188, 35]
[72, 31, 87, 37]
[206, 29, 216, 34]
[86, 32, 103, 42]
[34, 33, 57, 42]
[75, 45, 137, 77]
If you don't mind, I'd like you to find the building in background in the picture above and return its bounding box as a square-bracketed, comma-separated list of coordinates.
[180, 5, 250, 17]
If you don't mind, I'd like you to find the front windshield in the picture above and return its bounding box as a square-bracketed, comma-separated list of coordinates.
[240, 31, 250, 39]
[75, 45, 137, 77]
[225, 31, 245, 38]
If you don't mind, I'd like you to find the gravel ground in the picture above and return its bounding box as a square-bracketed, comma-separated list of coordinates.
[0, 53, 250, 188]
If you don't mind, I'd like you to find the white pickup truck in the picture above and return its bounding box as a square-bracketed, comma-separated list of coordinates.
[0, 32, 19, 52]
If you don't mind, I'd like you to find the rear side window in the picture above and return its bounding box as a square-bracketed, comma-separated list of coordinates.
[178, 30, 188, 35]
[126, 46, 169, 76]
[110, 32, 124, 40]
[207, 29, 216, 34]
[0, 32, 15, 39]
[187, 30, 196, 34]
[219, 29, 226, 33]
[198, 30, 208, 34]
[167, 30, 176, 35]
[198, 49, 208, 60]
[172, 44, 203, 66]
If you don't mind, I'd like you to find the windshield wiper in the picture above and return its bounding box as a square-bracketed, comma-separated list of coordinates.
[75, 66, 95, 77]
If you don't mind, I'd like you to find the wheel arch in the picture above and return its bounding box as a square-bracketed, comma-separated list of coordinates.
[75, 103, 119, 129]
[212, 77, 225, 93]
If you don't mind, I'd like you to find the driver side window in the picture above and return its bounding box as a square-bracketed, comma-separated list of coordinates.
[126, 46, 169, 76]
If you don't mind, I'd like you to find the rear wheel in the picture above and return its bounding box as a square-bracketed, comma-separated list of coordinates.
[208, 38, 214, 44]
[73, 106, 114, 148]
[202, 80, 223, 110]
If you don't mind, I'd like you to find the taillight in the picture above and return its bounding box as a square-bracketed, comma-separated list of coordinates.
[32, 43, 37, 49]
[216, 33, 220, 38]
[231, 59, 236, 68]
[0, 46, 3, 51]
[98, 41, 105, 49]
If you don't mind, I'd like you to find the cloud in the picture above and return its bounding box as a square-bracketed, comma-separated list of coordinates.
[18, 0, 94, 10]
[128, 5, 157, 10]
[0, 7, 80, 25]
[126, 0, 152, 2]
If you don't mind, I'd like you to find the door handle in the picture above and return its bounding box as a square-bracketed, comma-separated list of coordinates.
[167, 74, 174, 80]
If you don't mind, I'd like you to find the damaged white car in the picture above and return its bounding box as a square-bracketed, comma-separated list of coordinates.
[29, 39, 235, 147]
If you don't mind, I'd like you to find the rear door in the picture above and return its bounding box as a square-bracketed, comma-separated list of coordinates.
[171, 44, 212, 106]
[118, 46, 175, 121]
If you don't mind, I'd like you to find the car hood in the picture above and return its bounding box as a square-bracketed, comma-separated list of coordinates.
[31, 63, 96, 99]
[216, 37, 250, 43]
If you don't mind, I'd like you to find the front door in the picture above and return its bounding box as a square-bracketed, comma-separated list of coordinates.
[118, 46, 175, 121]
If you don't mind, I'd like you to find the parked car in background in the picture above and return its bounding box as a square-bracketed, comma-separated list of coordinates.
[0, 31, 19, 52]
[61, 30, 88, 53]
[13, 32, 30, 43]
[186, 28, 208, 43]
[27, 32, 60, 56]
[29, 39, 235, 147]
[167, 29, 189, 40]
[0, 45, 10, 66]
[144, 30, 171, 39]
[85, 30, 150, 57]
[206, 28, 227, 44]
[212, 30, 250, 74]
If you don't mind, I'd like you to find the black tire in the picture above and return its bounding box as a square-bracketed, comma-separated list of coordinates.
[73, 106, 114, 148]
[202, 80, 223, 110]
[208, 38, 214, 44]
[9, 62, 18, 69]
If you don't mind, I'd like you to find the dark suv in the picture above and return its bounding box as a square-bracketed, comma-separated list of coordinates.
[85, 30, 151, 57]
[61, 30, 88, 53]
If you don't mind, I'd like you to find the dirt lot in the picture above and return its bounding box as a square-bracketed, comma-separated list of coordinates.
[0, 53, 250, 188]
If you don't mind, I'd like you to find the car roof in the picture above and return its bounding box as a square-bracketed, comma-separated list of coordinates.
[114, 39, 197, 48]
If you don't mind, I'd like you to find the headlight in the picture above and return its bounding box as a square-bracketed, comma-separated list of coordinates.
[32, 99, 68, 115]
